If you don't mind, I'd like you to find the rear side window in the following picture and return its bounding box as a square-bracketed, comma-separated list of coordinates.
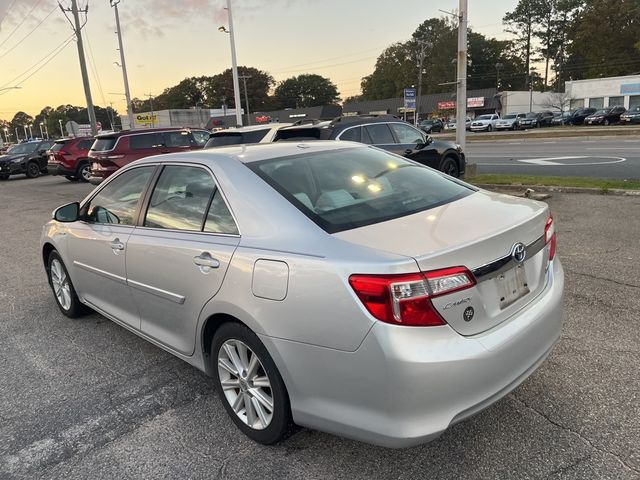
[191, 130, 210, 145]
[340, 127, 361, 142]
[205, 129, 271, 148]
[364, 124, 395, 144]
[390, 123, 424, 144]
[144, 166, 215, 231]
[130, 133, 164, 150]
[249, 147, 473, 233]
[92, 137, 117, 151]
[78, 139, 94, 150]
[50, 142, 67, 152]
[204, 190, 238, 235]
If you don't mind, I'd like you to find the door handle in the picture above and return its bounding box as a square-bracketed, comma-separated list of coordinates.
[193, 253, 220, 269]
[110, 238, 125, 251]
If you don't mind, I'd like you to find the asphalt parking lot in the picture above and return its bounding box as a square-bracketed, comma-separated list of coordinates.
[468, 137, 640, 179]
[1, 174, 639, 480]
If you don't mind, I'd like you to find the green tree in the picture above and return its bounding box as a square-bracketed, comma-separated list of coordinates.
[274, 74, 340, 108]
[10, 111, 33, 139]
[202, 67, 276, 111]
[565, 0, 640, 80]
[503, 0, 539, 86]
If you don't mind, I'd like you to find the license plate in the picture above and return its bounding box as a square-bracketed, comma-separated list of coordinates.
[496, 264, 530, 309]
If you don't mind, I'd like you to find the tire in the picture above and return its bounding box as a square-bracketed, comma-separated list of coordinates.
[47, 250, 88, 318]
[0, 174, 9, 180]
[487, 125, 492, 132]
[76, 161, 91, 182]
[212, 322, 292, 445]
[26, 161, 40, 178]
[65, 175, 77, 182]
[604, 119, 610, 126]
[439, 155, 460, 178]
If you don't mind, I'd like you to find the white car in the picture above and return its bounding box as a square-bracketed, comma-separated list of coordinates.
[205, 123, 293, 148]
[445, 117, 471, 131]
[470, 114, 500, 132]
[496, 113, 527, 131]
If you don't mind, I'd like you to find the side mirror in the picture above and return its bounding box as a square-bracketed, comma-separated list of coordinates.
[53, 202, 79, 222]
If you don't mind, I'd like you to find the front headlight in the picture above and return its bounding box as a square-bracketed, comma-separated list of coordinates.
[11, 157, 23, 163]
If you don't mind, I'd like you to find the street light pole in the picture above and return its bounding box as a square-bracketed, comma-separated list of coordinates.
[59, 119, 64, 137]
[145, 94, 155, 127]
[110, 0, 135, 130]
[28, 124, 33, 138]
[39, 123, 44, 139]
[223, 0, 243, 126]
[495, 62, 503, 91]
[239, 74, 251, 125]
[415, 41, 430, 125]
[15, 127, 20, 142]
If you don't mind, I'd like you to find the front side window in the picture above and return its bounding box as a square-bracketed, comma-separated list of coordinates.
[84, 167, 154, 225]
[164, 131, 193, 148]
[144, 166, 215, 231]
[250, 147, 473, 233]
[130, 133, 164, 150]
[191, 130, 210, 145]
[390, 123, 424, 144]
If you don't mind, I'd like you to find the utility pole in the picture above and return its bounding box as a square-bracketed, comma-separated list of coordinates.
[58, 119, 64, 137]
[59, 0, 98, 135]
[415, 42, 430, 125]
[239, 74, 251, 125]
[110, 0, 135, 130]
[456, 0, 470, 176]
[145, 94, 155, 127]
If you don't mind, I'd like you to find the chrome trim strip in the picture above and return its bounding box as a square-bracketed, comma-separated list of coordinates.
[472, 235, 546, 280]
[127, 278, 186, 304]
[73, 261, 127, 284]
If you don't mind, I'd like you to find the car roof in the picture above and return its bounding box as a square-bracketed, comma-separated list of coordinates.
[95, 127, 205, 139]
[213, 123, 292, 134]
[135, 140, 363, 166]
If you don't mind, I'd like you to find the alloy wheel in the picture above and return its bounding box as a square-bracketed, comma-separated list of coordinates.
[27, 162, 40, 178]
[217, 339, 274, 430]
[50, 258, 71, 310]
[79, 164, 91, 182]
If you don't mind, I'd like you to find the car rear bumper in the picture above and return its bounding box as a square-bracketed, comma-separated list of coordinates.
[470, 125, 490, 131]
[47, 163, 74, 176]
[261, 259, 564, 448]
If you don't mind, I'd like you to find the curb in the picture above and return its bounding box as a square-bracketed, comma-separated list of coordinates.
[473, 183, 640, 197]
[433, 130, 640, 143]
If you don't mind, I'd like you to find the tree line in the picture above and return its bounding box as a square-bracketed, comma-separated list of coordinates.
[3, 0, 638, 138]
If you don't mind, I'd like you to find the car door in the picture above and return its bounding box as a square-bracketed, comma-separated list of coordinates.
[66, 166, 156, 328]
[125, 164, 240, 355]
[361, 123, 402, 155]
[128, 132, 165, 161]
[388, 122, 441, 169]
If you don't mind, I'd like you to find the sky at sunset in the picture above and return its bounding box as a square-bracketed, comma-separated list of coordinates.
[0, 0, 518, 121]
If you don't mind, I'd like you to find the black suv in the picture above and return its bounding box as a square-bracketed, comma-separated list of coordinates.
[567, 108, 597, 126]
[0, 139, 55, 180]
[273, 115, 466, 177]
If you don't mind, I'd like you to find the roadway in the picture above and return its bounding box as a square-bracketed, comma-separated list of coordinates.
[464, 137, 640, 179]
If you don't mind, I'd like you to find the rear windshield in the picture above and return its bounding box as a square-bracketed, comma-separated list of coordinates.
[525, 112, 539, 118]
[503, 114, 517, 119]
[50, 141, 68, 152]
[273, 127, 328, 141]
[205, 129, 270, 148]
[249, 147, 473, 233]
[91, 137, 117, 151]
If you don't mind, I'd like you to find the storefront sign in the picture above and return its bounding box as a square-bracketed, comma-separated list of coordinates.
[369, 110, 388, 115]
[437, 101, 456, 110]
[404, 88, 416, 111]
[620, 83, 640, 95]
[467, 97, 485, 107]
[255, 115, 271, 123]
[135, 114, 157, 127]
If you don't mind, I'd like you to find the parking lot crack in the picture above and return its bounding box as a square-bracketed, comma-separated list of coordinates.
[511, 394, 639, 475]
[567, 269, 640, 289]
[544, 454, 592, 479]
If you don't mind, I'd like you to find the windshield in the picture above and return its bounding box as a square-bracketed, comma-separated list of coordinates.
[525, 112, 539, 118]
[249, 147, 473, 233]
[629, 107, 640, 113]
[6, 143, 38, 155]
[503, 114, 517, 119]
[593, 109, 609, 115]
[476, 115, 493, 120]
[205, 129, 270, 148]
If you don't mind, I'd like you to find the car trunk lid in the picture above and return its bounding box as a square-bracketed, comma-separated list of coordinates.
[334, 190, 551, 336]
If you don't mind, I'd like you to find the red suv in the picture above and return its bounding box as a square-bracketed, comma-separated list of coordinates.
[89, 127, 210, 183]
[47, 137, 95, 182]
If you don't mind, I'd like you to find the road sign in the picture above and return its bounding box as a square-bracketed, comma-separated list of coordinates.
[404, 88, 416, 111]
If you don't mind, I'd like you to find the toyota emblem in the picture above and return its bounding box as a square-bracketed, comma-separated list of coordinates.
[511, 242, 526, 263]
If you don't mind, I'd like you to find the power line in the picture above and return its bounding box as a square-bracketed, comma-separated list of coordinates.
[0, 33, 75, 92]
[84, 23, 108, 108]
[0, 0, 44, 49]
[0, 5, 58, 59]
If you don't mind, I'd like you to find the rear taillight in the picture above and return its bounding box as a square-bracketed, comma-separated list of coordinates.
[545, 214, 556, 261]
[349, 267, 475, 327]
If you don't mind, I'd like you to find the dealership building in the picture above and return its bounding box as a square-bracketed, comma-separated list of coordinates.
[564, 74, 640, 110]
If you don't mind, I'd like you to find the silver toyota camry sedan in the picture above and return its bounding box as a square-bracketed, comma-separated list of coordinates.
[42, 141, 563, 447]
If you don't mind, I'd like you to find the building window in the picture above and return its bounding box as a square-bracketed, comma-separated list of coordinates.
[570, 99, 584, 110]
[608, 96, 624, 107]
[629, 95, 640, 109]
[589, 97, 604, 109]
